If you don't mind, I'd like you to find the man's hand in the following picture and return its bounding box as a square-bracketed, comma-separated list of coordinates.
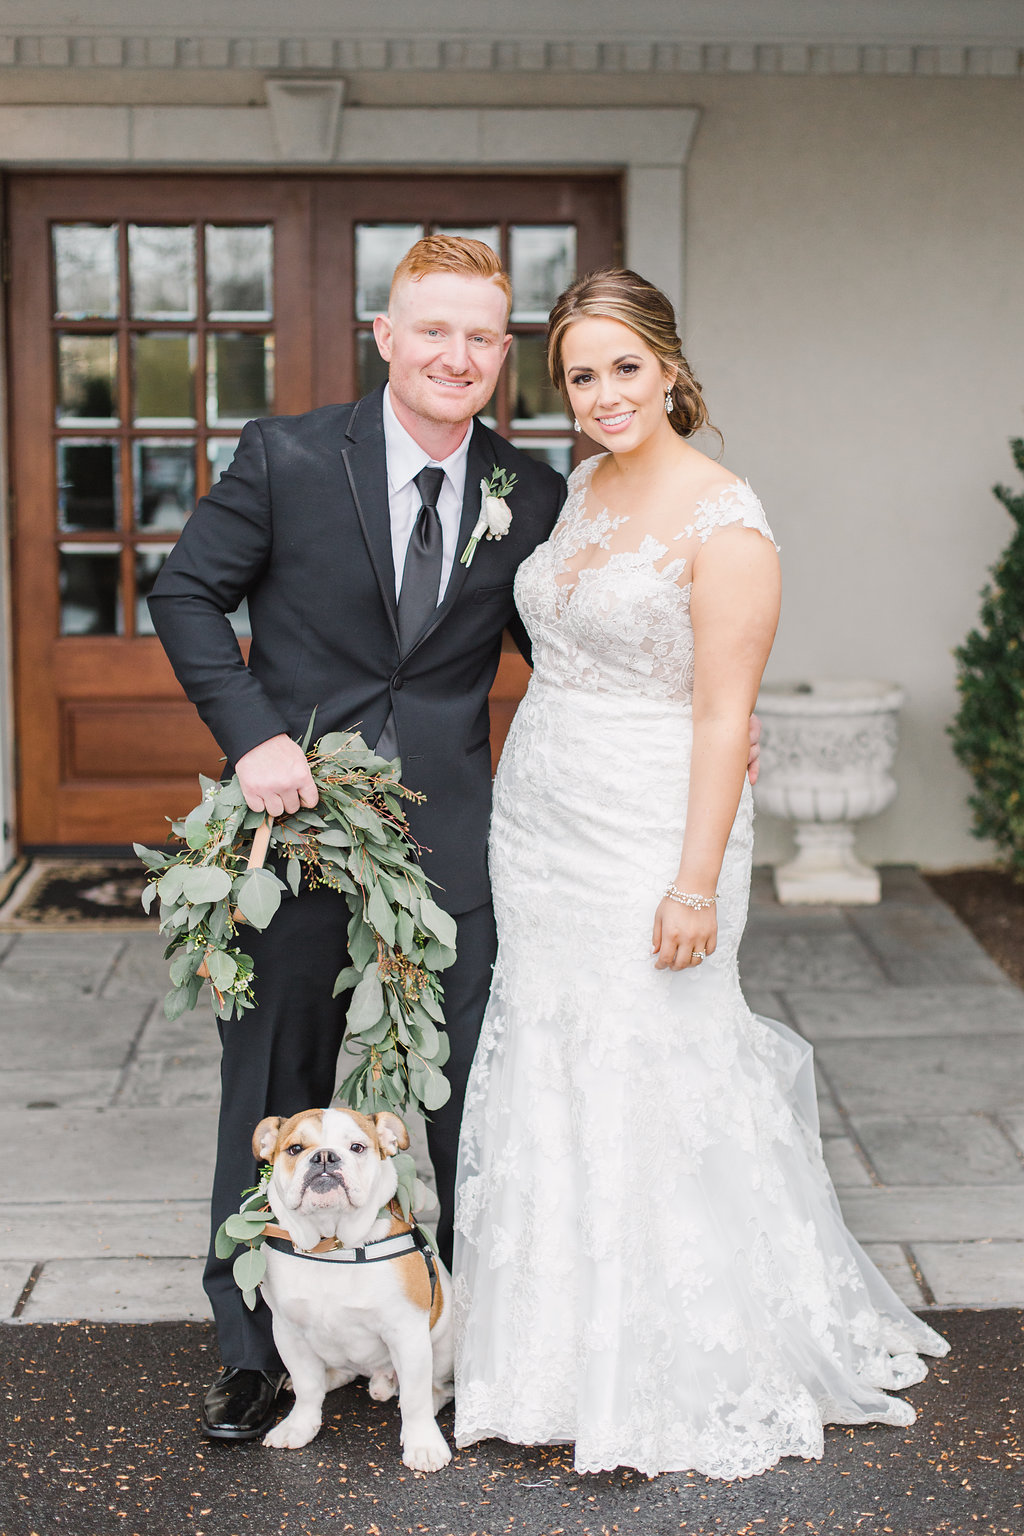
[235, 735, 318, 818]
[747, 712, 762, 787]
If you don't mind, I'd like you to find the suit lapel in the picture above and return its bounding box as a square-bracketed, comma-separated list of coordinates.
[340, 388, 399, 647]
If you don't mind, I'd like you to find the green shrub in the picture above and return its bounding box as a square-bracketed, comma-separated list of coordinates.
[950, 438, 1024, 878]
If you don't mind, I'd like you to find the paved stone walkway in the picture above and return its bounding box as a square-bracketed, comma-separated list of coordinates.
[2, 866, 1022, 1323]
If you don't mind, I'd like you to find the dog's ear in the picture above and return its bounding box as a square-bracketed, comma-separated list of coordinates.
[252, 1116, 283, 1162]
[373, 1112, 410, 1158]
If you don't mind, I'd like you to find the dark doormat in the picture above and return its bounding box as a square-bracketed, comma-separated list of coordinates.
[0, 859, 154, 930]
[1, 1310, 1020, 1536]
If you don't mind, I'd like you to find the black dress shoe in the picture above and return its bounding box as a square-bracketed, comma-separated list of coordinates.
[200, 1367, 286, 1441]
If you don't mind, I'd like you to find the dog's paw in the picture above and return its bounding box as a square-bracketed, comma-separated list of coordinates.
[368, 1368, 398, 1402]
[263, 1411, 320, 1450]
[401, 1422, 452, 1473]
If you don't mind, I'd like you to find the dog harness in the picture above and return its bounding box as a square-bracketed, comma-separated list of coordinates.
[262, 1217, 439, 1306]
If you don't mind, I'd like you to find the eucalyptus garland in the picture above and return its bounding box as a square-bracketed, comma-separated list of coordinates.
[135, 728, 455, 1118]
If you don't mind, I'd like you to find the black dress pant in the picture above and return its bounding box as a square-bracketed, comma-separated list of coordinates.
[202, 885, 496, 1371]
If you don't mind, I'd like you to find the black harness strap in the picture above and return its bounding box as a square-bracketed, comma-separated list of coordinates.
[265, 1219, 439, 1307]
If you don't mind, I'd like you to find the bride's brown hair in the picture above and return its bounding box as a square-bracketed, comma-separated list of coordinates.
[546, 268, 718, 443]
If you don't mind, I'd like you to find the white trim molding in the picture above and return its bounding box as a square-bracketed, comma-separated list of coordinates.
[0, 104, 700, 308]
[0, 35, 1021, 78]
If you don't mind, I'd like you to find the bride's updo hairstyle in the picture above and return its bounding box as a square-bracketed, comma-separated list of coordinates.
[546, 268, 716, 442]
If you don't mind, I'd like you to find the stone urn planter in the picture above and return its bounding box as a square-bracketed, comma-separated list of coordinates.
[753, 679, 905, 904]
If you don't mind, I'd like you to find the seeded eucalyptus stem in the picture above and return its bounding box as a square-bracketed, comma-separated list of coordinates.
[136, 729, 456, 1122]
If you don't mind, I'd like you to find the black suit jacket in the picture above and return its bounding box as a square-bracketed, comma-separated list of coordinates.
[148, 386, 566, 914]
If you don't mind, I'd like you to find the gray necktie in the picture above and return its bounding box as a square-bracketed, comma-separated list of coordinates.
[397, 465, 446, 652]
[376, 465, 447, 761]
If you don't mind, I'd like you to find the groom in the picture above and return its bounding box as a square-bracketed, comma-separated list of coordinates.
[149, 236, 566, 1440]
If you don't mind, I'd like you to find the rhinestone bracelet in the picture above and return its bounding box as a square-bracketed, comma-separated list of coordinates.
[664, 885, 717, 910]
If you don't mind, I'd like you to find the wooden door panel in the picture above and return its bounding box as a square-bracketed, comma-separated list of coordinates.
[8, 176, 314, 844]
[62, 701, 221, 780]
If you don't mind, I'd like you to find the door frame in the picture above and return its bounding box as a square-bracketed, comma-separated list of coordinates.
[0, 106, 700, 861]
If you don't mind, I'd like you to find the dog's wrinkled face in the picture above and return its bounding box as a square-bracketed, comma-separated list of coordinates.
[253, 1107, 410, 1217]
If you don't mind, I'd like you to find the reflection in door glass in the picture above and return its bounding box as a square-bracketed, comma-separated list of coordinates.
[57, 334, 118, 422]
[509, 334, 568, 427]
[432, 226, 501, 255]
[356, 331, 389, 397]
[509, 226, 576, 322]
[207, 334, 274, 425]
[134, 546, 174, 635]
[129, 225, 197, 320]
[355, 224, 424, 320]
[57, 441, 119, 532]
[512, 438, 574, 479]
[133, 442, 195, 531]
[133, 333, 196, 425]
[53, 224, 119, 319]
[206, 226, 273, 319]
[59, 546, 122, 635]
[207, 436, 241, 489]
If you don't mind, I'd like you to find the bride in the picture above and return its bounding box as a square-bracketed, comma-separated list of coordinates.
[452, 268, 947, 1480]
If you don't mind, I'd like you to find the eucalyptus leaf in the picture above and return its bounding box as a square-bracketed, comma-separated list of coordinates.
[395, 908, 415, 954]
[411, 1017, 438, 1056]
[157, 866, 187, 904]
[347, 970, 384, 1034]
[140, 881, 157, 914]
[347, 921, 376, 972]
[187, 901, 211, 931]
[286, 856, 302, 897]
[206, 949, 238, 990]
[316, 730, 356, 756]
[169, 947, 201, 987]
[164, 986, 193, 1022]
[207, 901, 229, 943]
[214, 1222, 238, 1260]
[134, 842, 169, 871]
[331, 965, 362, 997]
[417, 1059, 451, 1111]
[234, 868, 283, 930]
[366, 881, 396, 946]
[359, 1015, 394, 1046]
[181, 865, 233, 904]
[233, 1245, 267, 1295]
[418, 897, 457, 949]
[432, 1030, 451, 1069]
[224, 1210, 269, 1240]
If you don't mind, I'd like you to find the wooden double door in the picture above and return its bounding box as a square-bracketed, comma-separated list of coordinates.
[6, 173, 620, 846]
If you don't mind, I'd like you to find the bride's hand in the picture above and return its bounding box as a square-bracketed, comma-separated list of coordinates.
[651, 899, 718, 971]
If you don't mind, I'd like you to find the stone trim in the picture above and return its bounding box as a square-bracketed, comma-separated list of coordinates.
[0, 36, 1021, 78]
[0, 104, 697, 309]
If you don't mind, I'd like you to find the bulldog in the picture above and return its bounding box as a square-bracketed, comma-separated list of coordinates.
[252, 1106, 453, 1472]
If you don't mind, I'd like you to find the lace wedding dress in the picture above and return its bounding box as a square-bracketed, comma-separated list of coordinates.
[452, 454, 947, 1480]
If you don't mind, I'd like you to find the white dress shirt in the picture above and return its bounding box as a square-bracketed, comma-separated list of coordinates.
[382, 384, 472, 605]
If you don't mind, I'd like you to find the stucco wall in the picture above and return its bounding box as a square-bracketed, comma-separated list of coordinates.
[1, 53, 1022, 868]
[680, 75, 1024, 868]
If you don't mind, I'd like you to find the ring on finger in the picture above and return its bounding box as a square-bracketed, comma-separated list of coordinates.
[691, 950, 706, 962]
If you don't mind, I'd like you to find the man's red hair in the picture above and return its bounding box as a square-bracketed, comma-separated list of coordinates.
[389, 235, 512, 316]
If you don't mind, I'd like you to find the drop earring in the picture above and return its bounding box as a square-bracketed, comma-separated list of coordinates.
[665, 389, 673, 414]
[573, 419, 581, 434]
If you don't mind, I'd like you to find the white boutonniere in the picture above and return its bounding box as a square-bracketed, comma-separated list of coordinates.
[460, 466, 517, 568]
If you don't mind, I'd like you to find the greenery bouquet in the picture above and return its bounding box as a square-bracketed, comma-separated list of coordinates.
[135, 726, 456, 1121]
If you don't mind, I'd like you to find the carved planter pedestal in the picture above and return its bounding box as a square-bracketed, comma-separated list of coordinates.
[753, 680, 905, 904]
